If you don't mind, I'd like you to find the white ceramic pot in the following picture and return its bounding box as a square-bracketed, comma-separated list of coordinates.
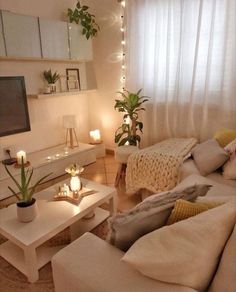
[17, 198, 38, 223]
[48, 83, 56, 93]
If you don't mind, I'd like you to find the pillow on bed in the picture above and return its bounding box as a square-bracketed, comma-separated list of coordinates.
[107, 184, 211, 251]
[192, 139, 229, 176]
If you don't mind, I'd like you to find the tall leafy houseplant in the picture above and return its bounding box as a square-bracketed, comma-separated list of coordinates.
[114, 89, 149, 146]
[67, 1, 100, 39]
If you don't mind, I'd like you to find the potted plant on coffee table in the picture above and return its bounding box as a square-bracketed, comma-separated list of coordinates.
[114, 89, 150, 146]
[4, 158, 52, 222]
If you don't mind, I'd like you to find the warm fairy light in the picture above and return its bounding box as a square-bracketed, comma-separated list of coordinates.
[119, 0, 126, 91]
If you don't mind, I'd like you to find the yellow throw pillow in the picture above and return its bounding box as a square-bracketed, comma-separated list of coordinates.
[167, 199, 220, 225]
[214, 128, 236, 147]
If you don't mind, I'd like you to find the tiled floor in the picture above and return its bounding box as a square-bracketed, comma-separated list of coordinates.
[81, 154, 142, 212]
[0, 154, 141, 212]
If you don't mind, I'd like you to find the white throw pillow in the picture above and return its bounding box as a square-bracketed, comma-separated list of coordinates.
[122, 201, 236, 292]
[223, 155, 236, 180]
[224, 138, 236, 154]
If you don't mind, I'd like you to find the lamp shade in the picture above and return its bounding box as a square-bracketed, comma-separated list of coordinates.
[63, 115, 76, 129]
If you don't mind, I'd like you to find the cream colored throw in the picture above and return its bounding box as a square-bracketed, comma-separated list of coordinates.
[126, 138, 197, 194]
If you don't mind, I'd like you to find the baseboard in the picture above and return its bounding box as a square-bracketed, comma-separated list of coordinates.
[106, 148, 114, 155]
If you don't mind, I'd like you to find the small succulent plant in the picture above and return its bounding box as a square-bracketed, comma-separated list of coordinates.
[43, 69, 60, 84]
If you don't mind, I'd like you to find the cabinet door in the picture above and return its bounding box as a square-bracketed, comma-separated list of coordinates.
[2, 11, 41, 58]
[40, 18, 70, 59]
[68, 23, 93, 61]
[0, 12, 6, 56]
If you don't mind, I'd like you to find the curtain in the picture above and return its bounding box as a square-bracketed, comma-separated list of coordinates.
[125, 0, 236, 146]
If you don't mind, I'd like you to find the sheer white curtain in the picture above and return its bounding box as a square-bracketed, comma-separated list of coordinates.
[125, 0, 236, 146]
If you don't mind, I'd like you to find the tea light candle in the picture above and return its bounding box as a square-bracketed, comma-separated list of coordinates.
[89, 129, 102, 144]
[16, 151, 27, 164]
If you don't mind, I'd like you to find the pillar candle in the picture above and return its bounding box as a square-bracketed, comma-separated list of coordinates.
[16, 151, 27, 164]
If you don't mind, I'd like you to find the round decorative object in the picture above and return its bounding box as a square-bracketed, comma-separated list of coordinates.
[16, 198, 38, 223]
[70, 176, 82, 192]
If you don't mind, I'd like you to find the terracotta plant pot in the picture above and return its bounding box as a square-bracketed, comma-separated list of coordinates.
[17, 198, 38, 223]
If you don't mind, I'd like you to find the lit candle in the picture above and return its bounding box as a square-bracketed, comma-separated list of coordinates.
[89, 129, 102, 144]
[16, 151, 27, 165]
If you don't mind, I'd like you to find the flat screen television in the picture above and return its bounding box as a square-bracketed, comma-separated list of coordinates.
[0, 76, 31, 137]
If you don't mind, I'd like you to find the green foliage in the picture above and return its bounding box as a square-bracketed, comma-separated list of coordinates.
[114, 89, 150, 146]
[43, 69, 60, 84]
[67, 1, 100, 39]
[5, 157, 52, 204]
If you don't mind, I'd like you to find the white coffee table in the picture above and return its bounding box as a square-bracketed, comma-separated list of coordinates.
[0, 178, 117, 283]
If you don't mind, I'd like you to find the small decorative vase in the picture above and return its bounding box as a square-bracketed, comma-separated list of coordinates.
[70, 176, 82, 193]
[17, 198, 38, 223]
[48, 83, 56, 93]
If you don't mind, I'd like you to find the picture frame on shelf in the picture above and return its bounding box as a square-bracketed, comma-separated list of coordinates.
[59, 75, 68, 92]
[66, 68, 81, 91]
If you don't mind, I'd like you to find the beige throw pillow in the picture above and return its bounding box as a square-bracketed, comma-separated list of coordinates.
[107, 184, 211, 251]
[122, 201, 236, 292]
[209, 223, 236, 292]
[192, 139, 229, 176]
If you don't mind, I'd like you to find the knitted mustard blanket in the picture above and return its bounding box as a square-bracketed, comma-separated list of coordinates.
[126, 138, 197, 194]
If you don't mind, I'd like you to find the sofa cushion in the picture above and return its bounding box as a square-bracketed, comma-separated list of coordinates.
[166, 199, 220, 225]
[208, 223, 236, 292]
[122, 201, 236, 292]
[52, 233, 197, 292]
[107, 184, 211, 251]
[176, 174, 236, 197]
[192, 139, 229, 176]
[214, 128, 236, 147]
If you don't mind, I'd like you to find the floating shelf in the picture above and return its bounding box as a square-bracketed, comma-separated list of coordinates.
[28, 89, 96, 99]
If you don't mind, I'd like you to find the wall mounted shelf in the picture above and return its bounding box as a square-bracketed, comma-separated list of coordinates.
[28, 89, 96, 99]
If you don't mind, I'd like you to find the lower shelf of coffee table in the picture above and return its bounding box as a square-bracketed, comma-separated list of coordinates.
[0, 207, 109, 278]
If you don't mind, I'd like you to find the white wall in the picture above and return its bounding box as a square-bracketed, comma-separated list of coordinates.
[0, 0, 122, 159]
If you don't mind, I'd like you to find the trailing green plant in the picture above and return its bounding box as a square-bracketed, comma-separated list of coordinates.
[114, 89, 150, 146]
[5, 157, 52, 204]
[43, 69, 60, 84]
[67, 1, 100, 39]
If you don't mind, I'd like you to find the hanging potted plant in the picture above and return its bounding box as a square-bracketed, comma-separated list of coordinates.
[43, 69, 60, 93]
[67, 1, 100, 39]
[5, 158, 52, 222]
[114, 89, 150, 146]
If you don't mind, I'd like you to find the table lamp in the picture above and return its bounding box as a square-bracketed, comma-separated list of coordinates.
[63, 115, 79, 149]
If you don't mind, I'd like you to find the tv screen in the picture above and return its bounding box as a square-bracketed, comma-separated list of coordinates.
[0, 76, 31, 137]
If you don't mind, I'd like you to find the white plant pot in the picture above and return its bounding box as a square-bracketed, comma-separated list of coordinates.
[17, 198, 38, 223]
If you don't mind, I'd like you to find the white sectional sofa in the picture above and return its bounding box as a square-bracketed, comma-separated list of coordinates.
[52, 167, 235, 292]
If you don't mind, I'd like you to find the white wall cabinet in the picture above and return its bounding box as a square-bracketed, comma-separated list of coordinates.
[0, 12, 6, 56]
[2, 11, 41, 58]
[39, 18, 70, 60]
[0, 11, 93, 61]
[69, 23, 93, 61]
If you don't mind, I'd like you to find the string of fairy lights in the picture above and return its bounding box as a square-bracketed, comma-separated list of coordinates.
[119, 0, 126, 90]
